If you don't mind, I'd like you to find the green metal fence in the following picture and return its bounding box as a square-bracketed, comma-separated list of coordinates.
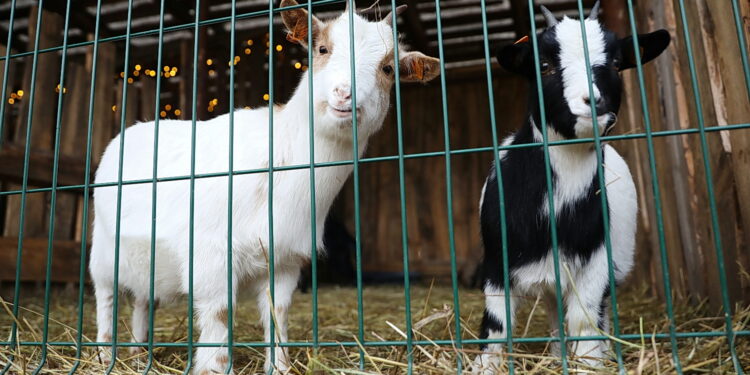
[0, 0, 749, 374]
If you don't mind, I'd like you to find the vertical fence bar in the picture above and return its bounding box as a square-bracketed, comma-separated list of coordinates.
[69, 0, 103, 373]
[730, 0, 750, 99]
[526, 2, 569, 373]
[0, 0, 15, 151]
[306, 0, 320, 353]
[2, 3, 45, 374]
[108, 0, 135, 372]
[624, 0, 683, 371]
[33, 0, 72, 372]
[676, 1, 744, 373]
[572, 2, 624, 371]
[266, 0, 276, 372]
[430, 0, 462, 372]
[345, 0, 366, 370]
[0, 0, 17, 369]
[227, 0, 238, 373]
[477, 0, 513, 373]
[183, 1, 203, 373]
[143, 0, 167, 372]
[389, 2, 416, 374]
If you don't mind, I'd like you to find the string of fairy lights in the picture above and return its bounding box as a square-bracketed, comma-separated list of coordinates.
[5, 33, 309, 121]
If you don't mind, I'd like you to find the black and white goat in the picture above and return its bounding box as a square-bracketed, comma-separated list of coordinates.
[473, 2, 670, 371]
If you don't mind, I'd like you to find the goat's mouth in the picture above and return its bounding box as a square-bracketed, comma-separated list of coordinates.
[328, 105, 360, 119]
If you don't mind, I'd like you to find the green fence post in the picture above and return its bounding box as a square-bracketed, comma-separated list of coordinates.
[624, 0, 684, 371]
[477, 0, 513, 372]
[2, 3, 46, 374]
[33, 1, 72, 373]
[526, 2, 569, 373]
[344, 0, 367, 370]
[69, 0, 103, 373]
[431, 0, 463, 372]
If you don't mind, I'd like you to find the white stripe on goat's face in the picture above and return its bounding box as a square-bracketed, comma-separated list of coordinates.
[312, 13, 395, 136]
[554, 17, 612, 138]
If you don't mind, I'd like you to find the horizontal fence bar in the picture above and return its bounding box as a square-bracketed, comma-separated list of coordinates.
[1, 122, 749, 198]
[0, 0, 345, 63]
[4, 329, 750, 348]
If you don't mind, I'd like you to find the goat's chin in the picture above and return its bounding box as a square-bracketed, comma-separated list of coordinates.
[574, 114, 611, 138]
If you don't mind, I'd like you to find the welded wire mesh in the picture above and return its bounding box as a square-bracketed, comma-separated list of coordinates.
[0, 0, 749, 374]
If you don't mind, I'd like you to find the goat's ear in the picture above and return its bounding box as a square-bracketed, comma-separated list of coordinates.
[619, 29, 670, 70]
[496, 42, 530, 75]
[399, 51, 441, 83]
[280, 0, 324, 48]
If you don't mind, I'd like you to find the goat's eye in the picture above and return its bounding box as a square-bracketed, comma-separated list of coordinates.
[318, 46, 329, 54]
[382, 64, 393, 75]
[540, 61, 553, 75]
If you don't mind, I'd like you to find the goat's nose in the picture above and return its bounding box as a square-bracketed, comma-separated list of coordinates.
[333, 84, 351, 100]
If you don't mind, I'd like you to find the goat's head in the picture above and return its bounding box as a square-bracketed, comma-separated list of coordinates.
[496, 1, 670, 139]
[281, 0, 440, 139]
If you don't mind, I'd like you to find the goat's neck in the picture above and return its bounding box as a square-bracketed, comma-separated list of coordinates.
[529, 117, 599, 175]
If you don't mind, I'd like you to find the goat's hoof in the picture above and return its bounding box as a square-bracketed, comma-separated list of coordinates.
[470, 353, 501, 375]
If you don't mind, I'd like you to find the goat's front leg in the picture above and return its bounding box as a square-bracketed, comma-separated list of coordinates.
[565, 254, 610, 368]
[256, 266, 300, 374]
[194, 283, 236, 375]
[472, 283, 516, 374]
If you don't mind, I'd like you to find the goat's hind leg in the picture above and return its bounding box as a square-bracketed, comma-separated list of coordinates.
[129, 295, 157, 357]
[256, 266, 300, 374]
[472, 283, 516, 374]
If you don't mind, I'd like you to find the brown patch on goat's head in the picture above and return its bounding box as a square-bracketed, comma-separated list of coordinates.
[281, 0, 324, 48]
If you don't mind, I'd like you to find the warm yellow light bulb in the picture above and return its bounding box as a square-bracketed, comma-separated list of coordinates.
[247, 39, 253, 46]
[163, 66, 170, 72]
[245, 48, 251, 55]
[207, 59, 213, 66]
[17, 90, 24, 97]
[160, 111, 167, 117]
[135, 64, 142, 71]
[294, 62, 301, 69]
[263, 93, 269, 101]
[174, 109, 181, 116]
[165, 104, 172, 111]
[112, 105, 117, 112]
[276, 44, 283, 52]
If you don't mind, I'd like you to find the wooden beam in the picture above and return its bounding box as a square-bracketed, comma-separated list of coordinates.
[402, 0, 431, 54]
[0, 144, 92, 188]
[43, 0, 115, 38]
[0, 236, 83, 282]
[508, 0, 530, 38]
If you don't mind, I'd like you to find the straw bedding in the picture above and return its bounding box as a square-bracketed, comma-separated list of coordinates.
[1, 281, 748, 374]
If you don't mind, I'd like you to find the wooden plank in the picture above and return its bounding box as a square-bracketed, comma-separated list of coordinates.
[508, 0, 530, 38]
[0, 145, 91, 188]
[91, 42, 116, 164]
[696, 0, 750, 303]
[0, 236, 82, 282]
[5, 7, 64, 239]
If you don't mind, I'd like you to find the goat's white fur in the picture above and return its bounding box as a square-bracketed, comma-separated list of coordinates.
[90, 9, 436, 374]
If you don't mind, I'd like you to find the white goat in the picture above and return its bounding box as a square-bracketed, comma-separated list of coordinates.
[89, 2, 440, 373]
